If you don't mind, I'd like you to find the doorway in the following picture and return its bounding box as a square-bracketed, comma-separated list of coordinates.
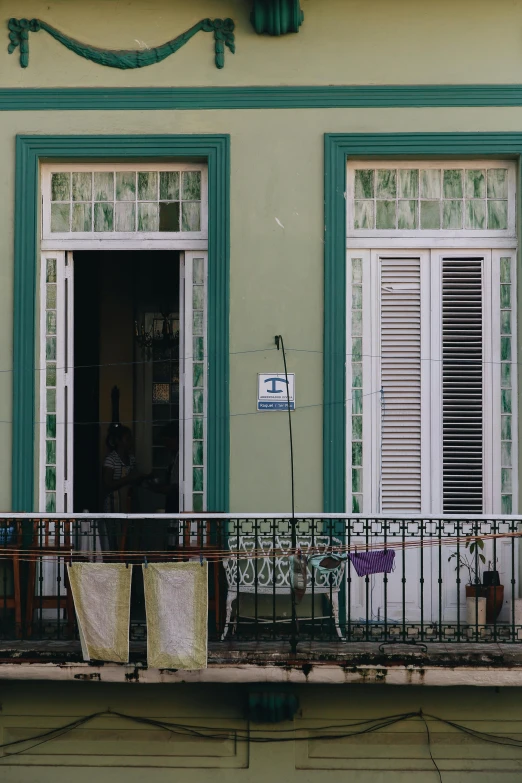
[73, 251, 180, 514]
[39, 249, 207, 516]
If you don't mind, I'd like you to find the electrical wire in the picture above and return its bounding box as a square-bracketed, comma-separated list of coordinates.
[0, 388, 384, 427]
[0, 346, 514, 376]
[420, 709, 443, 783]
[1, 709, 522, 760]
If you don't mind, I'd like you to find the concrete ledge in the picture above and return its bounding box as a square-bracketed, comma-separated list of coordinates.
[0, 641, 522, 685]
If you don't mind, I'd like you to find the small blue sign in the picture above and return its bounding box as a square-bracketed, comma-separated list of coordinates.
[258, 373, 295, 412]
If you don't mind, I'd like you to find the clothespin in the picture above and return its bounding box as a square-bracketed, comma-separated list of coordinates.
[144, 556, 148, 569]
[69, 548, 73, 567]
[199, 551, 203, 567]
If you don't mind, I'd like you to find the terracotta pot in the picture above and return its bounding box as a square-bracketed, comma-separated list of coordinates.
[486, 585, 504, 623]
[465, 584, 487, 599]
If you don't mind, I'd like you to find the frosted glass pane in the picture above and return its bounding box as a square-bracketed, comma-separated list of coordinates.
[46, 258, 57, 283]
[138, 203, 159, 231]
[46, 439, 56, 465]
[466, 200, 486, 229]
[182, 202, 201, 231]
[138, 171, 158, 200]
[160, 171, 180, 200]
[354, 201, 374, 229]
[500, 257, 511, 283]
[46, 414, 56, 438]
[46, 363, 56, 387]
[351, 285, 362, 309]
[94, 171, 114, 201]
[376, 169, 396, 199]
[51, 203, 70, 232]
[72, 203, 92, 232]
[94, 202, 114, 232]
[443, 169, 463, 199]
[487, 169, 508, 199]
[488, 200, 508, 230]
[46, 311, 57, 335]
[466, 170, 486, 199]
[72, 172, 92, 201]
[51, 172, 70, 201]
[46, 389, 56, 413]
[376, 200, 396, 229]
[398, 169, 418, 198]
[442, 200, 462, 229]
[193, 258, 205, 284]
[354, 170, 374, 199]
[420, 169, 440, 198]
[182, 171, 201, 200]
[46, 337, 57, 361]
[116, 172, 136, 201]
[193, 418, 204, 440]
[351, 258, 362, 283]
[115, 202, 135, 232]
[397, 200, 417, 229]
[420, 201, 440, 230]
[46, 284, 57, 309]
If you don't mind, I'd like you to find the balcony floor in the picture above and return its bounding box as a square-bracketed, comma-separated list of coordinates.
[1, 639, 522, 666]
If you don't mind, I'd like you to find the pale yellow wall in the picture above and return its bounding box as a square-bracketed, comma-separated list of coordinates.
[1, 108, 522, 511]
[0, 681, 521, 780]
[2, 0, 522, 88]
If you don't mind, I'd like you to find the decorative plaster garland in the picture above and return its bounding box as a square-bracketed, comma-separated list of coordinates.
[7, 17, 235, 70]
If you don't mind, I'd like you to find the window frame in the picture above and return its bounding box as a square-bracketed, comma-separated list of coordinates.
[346, 159, 517, 241]
[41, 162, 208, 248]
[346, 246, 517, 515]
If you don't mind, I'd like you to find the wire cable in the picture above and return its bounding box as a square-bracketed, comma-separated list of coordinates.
[1, 709, 522, 759]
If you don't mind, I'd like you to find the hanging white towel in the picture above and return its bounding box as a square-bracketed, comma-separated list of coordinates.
[143, 562, 208, 670]
[67, 563, 132, 663]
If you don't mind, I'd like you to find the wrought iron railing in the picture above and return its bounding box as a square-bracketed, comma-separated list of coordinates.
[0, 514, 520, 644]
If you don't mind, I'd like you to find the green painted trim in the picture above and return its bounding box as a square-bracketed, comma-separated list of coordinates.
[13, 134, 229, 512]
[5, 85, 522, 111]
[323, 133, 522, 513]
[8, 18, 235, 70]
[250, 0, 304, 35]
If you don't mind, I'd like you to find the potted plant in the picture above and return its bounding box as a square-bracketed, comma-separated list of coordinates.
[483, 559, 504, 623]
[448, 538, 487, 599]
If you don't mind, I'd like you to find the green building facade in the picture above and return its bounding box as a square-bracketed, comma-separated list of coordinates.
[1, 0, 522, 778]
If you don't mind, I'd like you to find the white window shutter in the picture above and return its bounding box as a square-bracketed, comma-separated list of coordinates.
[380, 258, 422, 512]
[441, 259, 484, 513]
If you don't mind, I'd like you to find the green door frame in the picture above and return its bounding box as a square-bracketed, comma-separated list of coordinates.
[323, 132, 522, 513]
[13, 134, 230, 512]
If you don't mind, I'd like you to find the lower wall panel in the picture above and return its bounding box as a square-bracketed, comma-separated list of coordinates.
[1, 682, 522, 780]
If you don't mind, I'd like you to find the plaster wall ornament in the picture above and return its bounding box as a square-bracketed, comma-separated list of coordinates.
[7, 17, 235, 69]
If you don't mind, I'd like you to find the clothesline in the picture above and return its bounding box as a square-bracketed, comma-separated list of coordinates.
[0, 529, 520, 563]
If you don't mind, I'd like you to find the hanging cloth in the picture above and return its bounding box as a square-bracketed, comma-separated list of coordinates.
[143, 562, 208, 670]
[308, 552, 349, 575]
[67, 563, 132, 663]
[349, 549, 396, 577]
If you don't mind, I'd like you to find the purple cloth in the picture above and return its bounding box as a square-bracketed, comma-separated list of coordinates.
[348, 549, 395, 577]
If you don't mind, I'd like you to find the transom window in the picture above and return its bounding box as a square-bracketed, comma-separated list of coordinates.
[42, 163, 208, 239]
[347, 160, 516, 237]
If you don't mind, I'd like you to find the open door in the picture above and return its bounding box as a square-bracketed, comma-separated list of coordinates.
[39, 251, 74, 513]
[179, 251, 207, 513]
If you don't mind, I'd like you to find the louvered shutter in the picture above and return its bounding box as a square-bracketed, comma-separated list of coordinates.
[442, 259, 484, 513]
[380, 258, 422, 511]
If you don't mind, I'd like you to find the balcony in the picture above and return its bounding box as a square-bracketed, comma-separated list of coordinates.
[0, 514, 521, 684]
